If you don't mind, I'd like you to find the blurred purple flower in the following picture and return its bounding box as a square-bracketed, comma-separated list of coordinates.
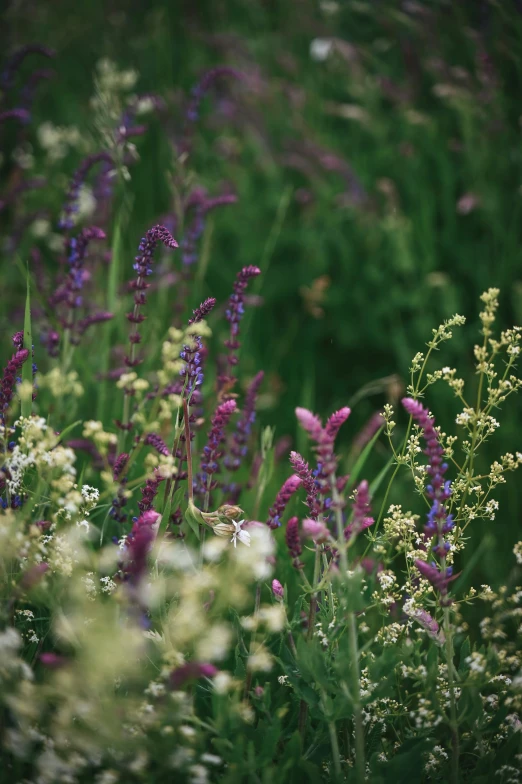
[267, 473, 302, 529]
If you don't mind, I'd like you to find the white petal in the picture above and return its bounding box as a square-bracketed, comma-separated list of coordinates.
[237, 530, 251, 547]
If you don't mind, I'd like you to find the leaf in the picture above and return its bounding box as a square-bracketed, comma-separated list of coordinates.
[56, 420, 82, 444]
[348, 424, 385, 489]
[370, 454, 394, 496]
[159, 486, 184, 539]
[184, 501, 202, 540]
[22, 271, 33, 419]
[458, 637, 471, 675]
[296, 635, 331, 690]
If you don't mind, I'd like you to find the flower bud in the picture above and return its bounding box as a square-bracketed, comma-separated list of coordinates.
[302, 518, 329, 543]
[212, 522, 235, 538]
[272, 579, 284, 600]
[217, 504, 243, 522]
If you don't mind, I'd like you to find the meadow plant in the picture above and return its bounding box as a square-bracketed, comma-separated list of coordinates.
[2, 40, 522, 784]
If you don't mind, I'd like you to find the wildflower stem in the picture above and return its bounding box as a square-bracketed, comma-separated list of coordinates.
[244, 581, 261, 699]
[348, 610, 365, 783]
[443, 605, 460, 783]
[183, 398, 193, 504]
[298, 545, 321, 737]
[321, 689, 342, 782]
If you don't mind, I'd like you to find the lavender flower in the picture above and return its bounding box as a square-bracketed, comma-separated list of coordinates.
[267, 473, 302, 529]
[295, 406, 351, 503]
[179, 334, 205, 394]
[113, 453, 129, 480]
[1, 44, 55, 90]
[77, 311, 114, 336]
[344, 480, 374, 539]
[125, 225, 178, 367]
[169, 662, 218, 690]
[0, 348, 29, 420]
[289, 451, 321, 520]
[219, 265, 261, 393]
[272, 579, 284, 600]
[402, 397, 456, 600]
[188, 297, 217, 325]
[302, 518, 330, 543]
[19, 67, 55, 110]
[285, 516, 303, 569]
[59, 152, 113, 230]
[185, 66, 245, 136]
[225, 370, 264, 472]
[52, 225, 106, 316]
[110, 453, 129, 523]
[0, 108, 30, 125]
[181, 191, 237, 267]
[144, 432, 170, 457]
[200, 400, 237, 492]
[138, 474, 164, 514]
[124, 509, 161, 585]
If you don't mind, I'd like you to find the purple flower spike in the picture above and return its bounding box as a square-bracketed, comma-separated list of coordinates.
[289, 451, 321, 521]
[2, 44, 55, 90]
[59, 152, 113, 230]
[124, 508, 161, 585]
[272, 579, 284, 600]
[302, 518, 330, 543]
[183, 67, 245, 150]
[295, 405, 350, 508]
[285, 516, 303, 569]
[402, 398, 455, 601]
[267, 473, 302, 529]
[113, 453, 129, 480]
[138, 474, 165, 514]
[189, 297, 217, 325]
[125, 225, 178, 369]
[344, 480, 374, 539]
[0, 348, 29, 420]
[77, 311, 114, 335]
[0, 108, 31, 125]
[219, 265, 261, 393]
[295, 407, 323, 442]
[144, 432, 170, 457]
[201, 399, 238, 488]
[169, 661, 218, 690]
[225, 370, 264, 473]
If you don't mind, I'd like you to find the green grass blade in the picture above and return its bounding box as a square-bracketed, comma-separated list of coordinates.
[346, 425, 385, 489]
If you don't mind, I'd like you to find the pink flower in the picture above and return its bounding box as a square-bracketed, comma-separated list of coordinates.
[272, 579, 284, 600]
[302, 518, 330, 543]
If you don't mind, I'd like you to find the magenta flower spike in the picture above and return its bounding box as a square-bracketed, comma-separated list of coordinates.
[267, 473, 302, 529]
[289, 451, 321, 520]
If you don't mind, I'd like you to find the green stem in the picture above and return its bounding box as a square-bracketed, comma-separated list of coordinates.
[298, 545, 321, 737]
[444, 605, 459, 783]
[348, 612, 365, 783]
[322, 690, 343, 782]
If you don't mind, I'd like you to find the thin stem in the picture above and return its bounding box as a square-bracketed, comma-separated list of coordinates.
[444, 605, 460, 784]
[183, 398, 194, 505]
[244, 582, 262, 699]
[322, 689, 343, 782]
[298, 545, 321, 737]
[348, 611, 365, 783]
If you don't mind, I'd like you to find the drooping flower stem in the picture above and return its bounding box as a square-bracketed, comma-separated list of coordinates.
[444, 605, 460, 784]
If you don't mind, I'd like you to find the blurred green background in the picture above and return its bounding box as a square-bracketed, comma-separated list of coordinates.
[2, 0, 522, 585]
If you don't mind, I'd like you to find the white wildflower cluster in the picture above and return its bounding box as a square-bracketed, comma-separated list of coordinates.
[4, 417, 76, 497]
[38, 367, 84, 398]
[37, 121, 84, 162]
